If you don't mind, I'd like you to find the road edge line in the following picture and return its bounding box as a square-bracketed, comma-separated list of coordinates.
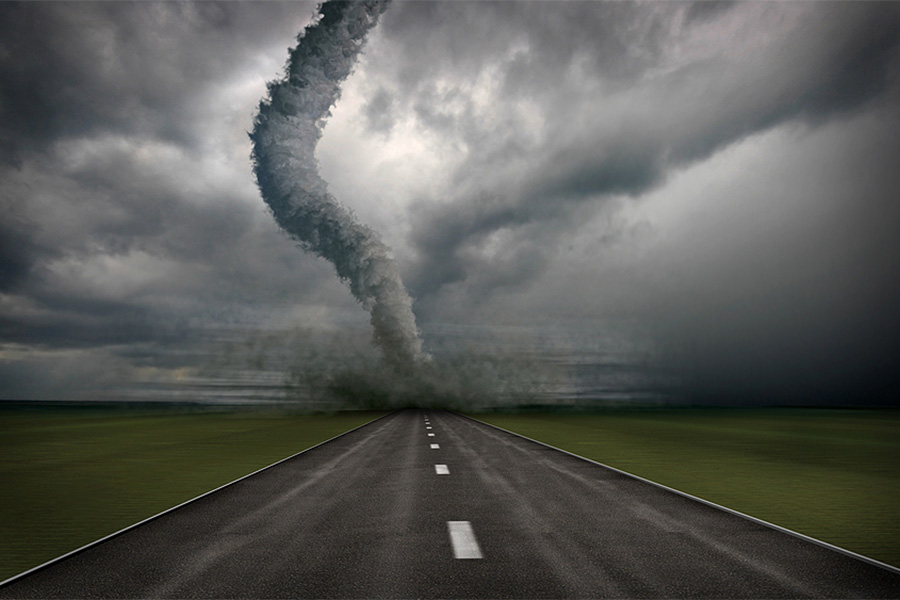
[458, 411, 900, 577]
[0, 410, 396, 589]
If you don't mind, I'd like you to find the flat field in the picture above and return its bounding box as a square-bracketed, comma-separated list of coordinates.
[473, 408, 900, 568]
[0, 406, 385, 582]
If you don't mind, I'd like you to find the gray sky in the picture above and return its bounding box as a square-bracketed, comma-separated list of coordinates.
[2, 1, 899, 405]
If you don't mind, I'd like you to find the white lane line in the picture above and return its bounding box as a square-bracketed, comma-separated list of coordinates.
[430, 443, 440, 449]
[426, 426, 432, 430]
[428, 433, 435, 437]
[435, 464, 450, 475]
[0, 411, 396, 589]
[447, 521, 483, 559]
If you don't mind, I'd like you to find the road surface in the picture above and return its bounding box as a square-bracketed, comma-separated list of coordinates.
[3, 409, 899, 598]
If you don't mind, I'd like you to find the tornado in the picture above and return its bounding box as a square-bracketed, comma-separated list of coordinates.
[250, 0, 428, 371]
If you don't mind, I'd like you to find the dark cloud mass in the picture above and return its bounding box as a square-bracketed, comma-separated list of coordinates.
[390, 1, 900, 303]
[1, 1, 899, 406]
[0, 2, 315, 162]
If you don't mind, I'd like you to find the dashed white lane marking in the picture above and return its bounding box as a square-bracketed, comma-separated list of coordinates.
[428, 433, 435, 437]
[430, 443, 440, 449]
[447, 521, 483, 559]
[435, 464, 450, 475]
[426, 426, 432, 429]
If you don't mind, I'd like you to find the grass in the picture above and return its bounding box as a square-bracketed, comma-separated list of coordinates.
[472, 408, 900, 568]
[0, 406, 385, 582]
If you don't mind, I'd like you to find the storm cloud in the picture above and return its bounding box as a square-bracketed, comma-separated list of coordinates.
[2, 1, 899, 406]
[372, 1, 900, 302]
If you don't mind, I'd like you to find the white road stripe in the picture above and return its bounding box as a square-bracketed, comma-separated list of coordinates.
[430, 443, 440, 449]
[426, 426, 432, 429]
[428, 433, 435, 437]
[435, 464, 450, 475]
[447, 521, 482, 559]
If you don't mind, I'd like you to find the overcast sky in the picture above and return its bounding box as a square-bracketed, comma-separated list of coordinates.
[2, 1, 899, 405]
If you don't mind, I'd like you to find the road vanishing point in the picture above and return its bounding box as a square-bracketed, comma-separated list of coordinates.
[2, 409, 899, 598]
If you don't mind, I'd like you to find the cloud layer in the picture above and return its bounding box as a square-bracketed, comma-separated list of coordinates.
[2, 1, 899, 405]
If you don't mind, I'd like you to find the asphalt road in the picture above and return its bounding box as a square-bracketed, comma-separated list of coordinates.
[3, 409, 900, 598]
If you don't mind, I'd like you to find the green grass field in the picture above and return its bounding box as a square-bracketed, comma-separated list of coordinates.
[472, 408, 900, 568]
[0, 406, 385, 582]
[4, 406, 898, 582]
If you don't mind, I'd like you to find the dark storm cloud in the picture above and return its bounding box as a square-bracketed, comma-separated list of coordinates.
[0, 296, 162, 349]
[363, 87, 396, 134]
[52, 145, 251, 263]
[533, 105, 900, 405]
[339, 0, 900, 405]
[0, 167, 344, 350]
[0, 1, 360, 373]
[683, 1, 736, 26]
[379, 1, 664, 94]
[0, 197, 54, 292]
[0, 2, 314, 164]
[370, 1, 900, 304]
[3, 0, 900, 406]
